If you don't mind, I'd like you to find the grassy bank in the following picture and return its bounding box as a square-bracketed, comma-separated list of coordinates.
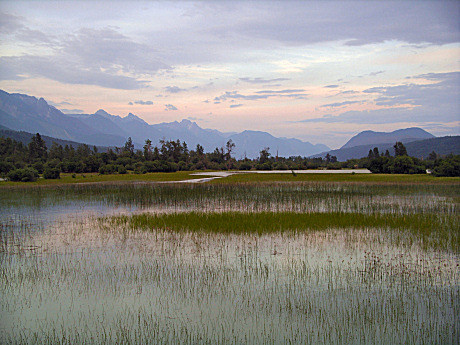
[210, 172, 460, 184]
[0, 171, 205, 186]
[1, 170, 459, 187]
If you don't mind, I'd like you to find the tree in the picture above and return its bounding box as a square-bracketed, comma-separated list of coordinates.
[373, 147, 380, 158]
[225, 140, 235, 161]
[143, 139, 153, 160]
[259, 147, 270, 164]
[123, 137, 134, 156]
[428, 151, 437, 161]
[368, 149, 374, 159]
[28, 133, 47, 161]
[394, 142, 407, 157]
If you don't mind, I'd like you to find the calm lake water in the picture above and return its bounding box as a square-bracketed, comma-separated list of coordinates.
[0, 183, 458, 344]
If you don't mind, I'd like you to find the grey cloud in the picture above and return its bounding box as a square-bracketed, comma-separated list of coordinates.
[299, 71, 459, 124]
[0, 27, 169, 89]
[415, 71, 460, 81]
[255, 89, 305, 94]
[61, 108, 85, 114]
[165, 104, 178, 111]
[231, 1, 459, 46]
[324, 85, 339, 88]
[230, 104, 243, 108]
[0, 12, 24, 33]
[128, 102, 133, 105]
[214, 91, 269, 101]
[239, 77, 290, 84]
[338, 90, 359, 95]
[321, 101, 361, 108]
[364, 72, 460, 107]
[48, 100, 72, 107]
[0, 55, 146, 90]
[215, 90, 307, 102]
[133, 100, 153, 105]
[165, 86, 187, 93]
[0, 12, 55, 45]
[369, 71, 385, 77]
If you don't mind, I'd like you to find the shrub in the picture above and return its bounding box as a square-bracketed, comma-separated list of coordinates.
[7, 168, 39, 182]
[43, 167, 60, 179]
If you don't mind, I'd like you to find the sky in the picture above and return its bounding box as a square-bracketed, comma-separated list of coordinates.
[0, 0, 459, 149]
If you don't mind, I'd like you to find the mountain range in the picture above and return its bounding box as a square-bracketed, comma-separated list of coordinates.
[1, 89, 458, 160]
[0, 90, 329, 159]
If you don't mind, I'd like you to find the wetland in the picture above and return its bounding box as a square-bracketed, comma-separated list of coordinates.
[0, 178, 459, 344]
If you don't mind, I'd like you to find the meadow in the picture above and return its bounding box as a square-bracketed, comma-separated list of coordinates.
[0, 176, 459, 344]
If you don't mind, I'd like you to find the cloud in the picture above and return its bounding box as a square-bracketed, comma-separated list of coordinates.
[165, 86, 187, 93]
[228, 1, 459, 47]
[0, 26, 169, 89]
[338, 90, 359, 95]
[239, 77, 290, 84]
[214, 89, 308, 102]
[321, 101, 361, 108]
[132, 100, 153, 105]
[299, 71, 460, 125]
[214, 91, 269, 101]
[369, 71, 385, 77]
[230, 104, 243, 108]
[61, 108, 85, 114]
[255, 89, 305, 94]
[324, 85, 339, 89]
[0, 55, 147, 90]
[164, 104, 178, 111]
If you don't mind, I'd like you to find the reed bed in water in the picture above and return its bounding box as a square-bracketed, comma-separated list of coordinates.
[1, 182, 458, 216]
[1, 181, 459, 344]
[103, 211, 459, 251]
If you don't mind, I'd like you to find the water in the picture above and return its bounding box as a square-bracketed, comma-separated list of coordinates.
[0, 183, 459, 344]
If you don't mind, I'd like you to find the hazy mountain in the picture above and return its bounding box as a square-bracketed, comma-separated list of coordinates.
[228, 130, 329, 159]
[311, 136, 459, 161]
[0, 89, 329, 158]
[0, 126, 109, 152]
[341, 128, 435, 149]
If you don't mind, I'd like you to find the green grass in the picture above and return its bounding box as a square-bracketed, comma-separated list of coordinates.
[104, 211, 459, 250]
[210, 172, 460, 184]
[2, 170, 458, 187]
[0, 171, 205, 187]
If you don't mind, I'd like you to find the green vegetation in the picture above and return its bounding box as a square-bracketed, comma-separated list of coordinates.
[1, 133, 458, 183]
[105, 211, 458, 249]
[1, 180, 458, 344]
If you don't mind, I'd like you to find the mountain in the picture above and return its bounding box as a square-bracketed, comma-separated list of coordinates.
[341, 128, 435, 149]
[0, 126, 109, 152]
[227, 130, 329, 159]
[312, 136, 459, 161]
[0, 90, 329, 158]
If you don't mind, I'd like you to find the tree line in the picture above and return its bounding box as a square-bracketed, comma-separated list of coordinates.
[0, 134, 458, 181]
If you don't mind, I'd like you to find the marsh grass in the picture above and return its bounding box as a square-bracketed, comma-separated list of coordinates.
[1, 181, 459, 344]
[104, 211, 459, 250]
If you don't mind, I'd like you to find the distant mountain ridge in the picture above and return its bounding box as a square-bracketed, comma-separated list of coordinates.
[312, 136, 459, 161]
[341, 128, 435, 149]
[0, 89, 329, 158]
[0, 127, 110, 152]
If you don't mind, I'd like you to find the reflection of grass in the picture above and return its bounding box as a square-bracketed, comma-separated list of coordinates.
[0, 171, 204, 186]
[210, 173, 460, 184]
[105, 211, 459, 250]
